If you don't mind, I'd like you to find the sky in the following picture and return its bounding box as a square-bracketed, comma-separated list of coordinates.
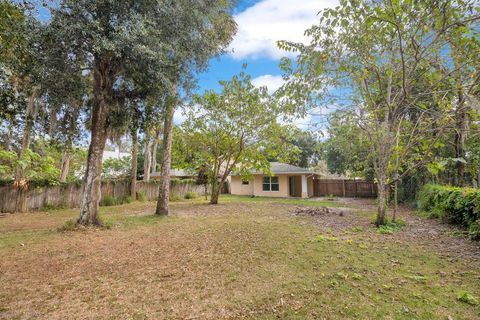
[180, 0, 339, 127]
[197, 0, 337, 94]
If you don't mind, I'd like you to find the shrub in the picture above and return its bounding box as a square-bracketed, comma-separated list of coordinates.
[136, 191, 147, 202]
[117, 195, 132, 204]
[417, 184, 480, 240]
[184, 191, 198, 199]
[468, 220, 480, 241]
[100, 195, 117, 206]
[170, 193, 181, 201]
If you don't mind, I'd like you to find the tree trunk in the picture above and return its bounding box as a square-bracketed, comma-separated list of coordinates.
[452, 41, 469, 187]
[392, 181, 398, 222]
[155, 96, 176, 216]
[143, 132, 151, 181]
[59, 149, 71, 183]
[210, 180, 221, 204]
[14, 86, 40, 213]
[151, 127, 161, 174]
[130, 127, 138, 199]
[376, 177, 387, 227]
[78, 62, 110, 226]
[454, 95, 467, 186]
[59, 106, 79, 183]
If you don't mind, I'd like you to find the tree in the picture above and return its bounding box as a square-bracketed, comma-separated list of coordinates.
[287, 129, 320, 168]
[320, 110, 372, 179]
[179, 71, 298, 204]
[49, 0, 236, 225]
[154, 0, 237, 216]
[0, 3, 50, 212]
[129, 102, 140, 198]
[279, 0, 480, 225]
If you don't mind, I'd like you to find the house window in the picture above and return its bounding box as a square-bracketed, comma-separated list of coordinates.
[242, 180, 249, 185]
[262, 176, 279, 191]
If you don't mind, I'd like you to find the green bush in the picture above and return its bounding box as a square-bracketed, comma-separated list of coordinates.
[170, 193, 181, 201]
[468, 220, 480, 241]
[184, 191, 198, 199]
[100, 195, 117, 206]
[417, 184, 480, 240]
[117, 195, 133, 204]
[136, 191, 147, 202]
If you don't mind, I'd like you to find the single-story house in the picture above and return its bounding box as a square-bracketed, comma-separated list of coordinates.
[151, 169, 196, 180]
[230, 162, 319, 198]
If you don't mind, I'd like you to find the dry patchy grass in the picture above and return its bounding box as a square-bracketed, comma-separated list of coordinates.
[1, 196, 480, 319]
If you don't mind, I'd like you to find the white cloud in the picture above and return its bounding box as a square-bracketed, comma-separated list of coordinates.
[229, 0, 338, 60]
[173, 108, 187, 125]
[251, 74, 284, 93]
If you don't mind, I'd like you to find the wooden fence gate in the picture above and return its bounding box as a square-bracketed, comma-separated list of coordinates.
[313, 179, 377, 198]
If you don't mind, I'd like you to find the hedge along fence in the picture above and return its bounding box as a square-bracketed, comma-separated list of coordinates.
[418, 184, 480, 240]
[0, 179, 205, 213]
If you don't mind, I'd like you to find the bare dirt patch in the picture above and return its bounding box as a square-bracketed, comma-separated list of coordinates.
[297, 199, 480, 262]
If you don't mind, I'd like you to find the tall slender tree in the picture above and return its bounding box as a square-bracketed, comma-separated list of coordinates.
[154, 1, 237, 216]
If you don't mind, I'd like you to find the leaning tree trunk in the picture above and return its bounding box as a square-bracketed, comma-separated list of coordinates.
[14, 86, 39, 213]
[155, 96, 176, 216]
[78, 62, 110, 226]
[59, 149, 71, 183]
[130, 126, 138, 199]
[143, 132, 152, 181]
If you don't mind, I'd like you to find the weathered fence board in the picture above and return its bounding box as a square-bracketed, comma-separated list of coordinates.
[0, 180, 205, 213]
[313, 179, 377, 198]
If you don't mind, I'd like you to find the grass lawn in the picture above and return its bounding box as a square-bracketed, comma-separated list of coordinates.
[1, 195, 479, 319]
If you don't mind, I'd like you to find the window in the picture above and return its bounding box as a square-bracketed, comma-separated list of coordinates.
[242, 180, 249, 185]
[262, 176, 279, 191]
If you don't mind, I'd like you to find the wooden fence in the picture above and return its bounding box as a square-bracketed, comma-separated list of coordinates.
[313, 179, 377, 198]
[0, 179, 205, 213]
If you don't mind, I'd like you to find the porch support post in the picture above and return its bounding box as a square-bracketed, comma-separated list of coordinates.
[301, 174, 308, 198]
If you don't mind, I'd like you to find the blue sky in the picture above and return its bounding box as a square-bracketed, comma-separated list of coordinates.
[197, 0, 338, 94]
[191, 0, 339, 128]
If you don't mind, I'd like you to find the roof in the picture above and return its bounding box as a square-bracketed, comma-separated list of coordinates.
[233, 162, 313, 175]
[151, 169, 196, 177]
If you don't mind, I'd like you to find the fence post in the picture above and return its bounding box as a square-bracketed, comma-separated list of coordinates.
[355, 181, 358, 198]
[342, 180, 346, 197]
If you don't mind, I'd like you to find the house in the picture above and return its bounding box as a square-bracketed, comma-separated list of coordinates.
[151, 169, 196, 180]
[230, 162, 318, 198]
[103, 146, 130, 161]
